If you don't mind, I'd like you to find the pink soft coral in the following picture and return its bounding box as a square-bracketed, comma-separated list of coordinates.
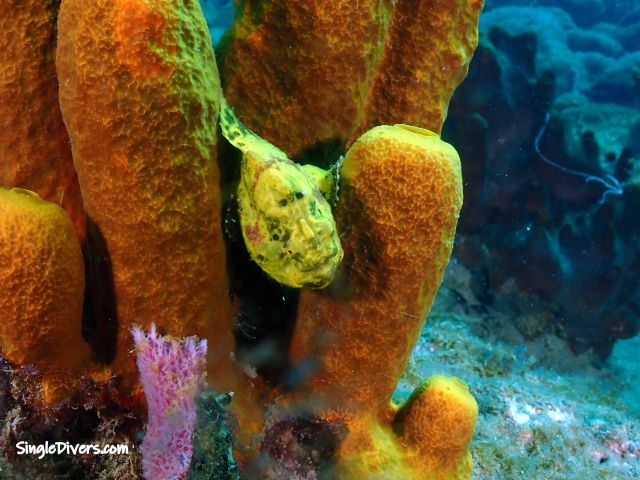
[132, 324, 207, 480]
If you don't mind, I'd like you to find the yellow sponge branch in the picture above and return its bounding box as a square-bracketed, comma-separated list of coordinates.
[290, 125, 472, 479]
[0, 188, 89, 404]
[292, 125, 464, 415]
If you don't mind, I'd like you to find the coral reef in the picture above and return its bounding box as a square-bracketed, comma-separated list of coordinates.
[0, 0, 484, 478]
[400, 262, 640, 479]
[0, 188, 89, 404]
[486, 0, 640, 32]
[0, 0, 84, 239]
[445, 3, 640, 358]
[249, 413, 346, 479]
[189, 391, 240, 480]
[0, 355, 142, 479]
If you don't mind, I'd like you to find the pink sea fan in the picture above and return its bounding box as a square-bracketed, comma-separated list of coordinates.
[132, 324, 208, 480]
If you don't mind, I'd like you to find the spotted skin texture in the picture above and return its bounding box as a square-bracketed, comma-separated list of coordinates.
[0, 188, 89, 404]
[291, 126, 473, 479]
[238, 153, 343, 288]
[0, 0, 85, 240]
[219, 0, 484, 158]
[56, 0, 234, 390]
[219, 99, 343, 288]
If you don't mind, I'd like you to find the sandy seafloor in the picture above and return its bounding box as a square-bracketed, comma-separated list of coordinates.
[395, 260, 640, 479]
[2, 260, 637, 480]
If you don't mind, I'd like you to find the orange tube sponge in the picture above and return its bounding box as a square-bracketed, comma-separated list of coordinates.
[0, 0, 85, 240]
[333, 376, 477, 480]
[0, 188, 89, 404]
[218, 0, 390, 158]
[219, 0, 483, 158]
[358, 0, 485, 140]
[56, 0, 234, 390]
[290, 125, 473, 478]
[393, 375, 478, 479]
[292, 124, 463, 414]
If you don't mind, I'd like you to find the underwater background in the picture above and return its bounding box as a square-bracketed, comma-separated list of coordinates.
[416, 0, 640, 477]
[0, 0, 639, 478]
[206, 0, 639, 476]
[204, 0, 640, 476]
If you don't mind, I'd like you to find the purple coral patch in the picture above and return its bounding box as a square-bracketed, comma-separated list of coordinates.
[132, 324, 207, 480]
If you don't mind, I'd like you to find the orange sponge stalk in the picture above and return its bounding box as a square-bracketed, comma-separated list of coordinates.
[0, 188, 89, 404]
[219, 0, 484, 158]
[290, 125, 473, 479]
[0, 0, 84, 240]
[56, 0, 233, 391]
[292, 125, 464, 415]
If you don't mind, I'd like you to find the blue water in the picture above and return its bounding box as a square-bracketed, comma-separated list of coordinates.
[201, 0, 234, 45]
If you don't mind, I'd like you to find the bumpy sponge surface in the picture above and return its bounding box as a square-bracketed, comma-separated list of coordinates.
[219, 0, 483, 157]
[56, 0, 233, 389]
[293, 125, 464, 415]
[395, 375, 478, 479]
[0, 0, 84, 239]
[0, 188, 89, 403]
